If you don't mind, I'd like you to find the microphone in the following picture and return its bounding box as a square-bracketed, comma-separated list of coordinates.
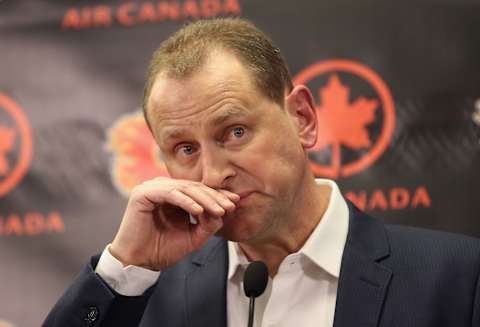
[243, 261, 269, 327]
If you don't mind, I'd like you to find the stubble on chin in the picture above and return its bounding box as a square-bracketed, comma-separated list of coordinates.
[215, 199, 285, 244]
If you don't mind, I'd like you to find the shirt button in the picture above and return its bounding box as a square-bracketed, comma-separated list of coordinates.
[84, 306, 99, 326]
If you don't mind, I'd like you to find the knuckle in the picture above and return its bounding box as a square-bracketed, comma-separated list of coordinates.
[165, 185, 178, 195]
[187, 197, 199, 206]
[190, 181, 205, 188]
[175, 183, 187, 192]
[130, 185, 144, 197]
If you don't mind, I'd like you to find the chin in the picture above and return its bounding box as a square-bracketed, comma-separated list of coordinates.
[215, 208, 273, 243]
[216, 215, 251, 242]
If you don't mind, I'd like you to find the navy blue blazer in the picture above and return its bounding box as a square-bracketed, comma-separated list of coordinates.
[43, 203, 480, 326]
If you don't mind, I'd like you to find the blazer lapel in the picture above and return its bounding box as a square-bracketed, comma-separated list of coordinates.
[185, 237, 228, 327]
[333, 203, 392, 327]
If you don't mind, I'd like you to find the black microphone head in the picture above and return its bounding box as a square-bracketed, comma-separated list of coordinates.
[243, 261, 269, 298]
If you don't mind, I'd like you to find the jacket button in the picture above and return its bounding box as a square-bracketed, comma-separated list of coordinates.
[84, 306, 99, 326]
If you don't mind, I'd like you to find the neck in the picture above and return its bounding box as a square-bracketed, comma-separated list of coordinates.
[238, 176, 331, 276]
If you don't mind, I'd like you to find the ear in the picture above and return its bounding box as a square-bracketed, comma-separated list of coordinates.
[284, 85, 318, 149]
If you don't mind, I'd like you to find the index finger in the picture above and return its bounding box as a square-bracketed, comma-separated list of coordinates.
[217, 189, 240, 202]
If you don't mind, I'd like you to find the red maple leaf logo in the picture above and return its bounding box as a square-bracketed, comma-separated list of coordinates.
[0, 125, 16, 176]
[312, 74, 378, 177]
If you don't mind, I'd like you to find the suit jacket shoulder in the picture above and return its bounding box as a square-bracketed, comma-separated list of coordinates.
[334, 202, 480, 327]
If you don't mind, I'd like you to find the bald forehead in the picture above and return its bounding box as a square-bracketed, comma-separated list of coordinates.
[146, 49, 259, 122]
[149, 74, 246, 116]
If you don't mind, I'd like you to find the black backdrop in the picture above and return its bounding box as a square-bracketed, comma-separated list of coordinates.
[1, 1, 480, 326]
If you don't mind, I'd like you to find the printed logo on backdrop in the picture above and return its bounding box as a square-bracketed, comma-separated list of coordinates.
[294, 59, 396, 180]
[107, 111, 168, 196]
[0, 93, 64, 237]
[62, 0, 241, 30]
[294, 60, 431, 211]
[0, 93, 32, 198]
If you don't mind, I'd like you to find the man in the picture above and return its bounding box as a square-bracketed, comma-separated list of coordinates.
[43, 18, 480, 327]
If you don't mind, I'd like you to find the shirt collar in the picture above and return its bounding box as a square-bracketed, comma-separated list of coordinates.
[227, 178, 349, 279]
[300, 179, 349, 277]
[227, 238, 249, 279]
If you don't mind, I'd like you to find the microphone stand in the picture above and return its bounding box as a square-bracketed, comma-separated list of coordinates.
[248, 296, 255, 327]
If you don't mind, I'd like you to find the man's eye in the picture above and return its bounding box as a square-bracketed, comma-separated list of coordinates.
[231, 126, 245, 138]
[177, 144, 195, 155]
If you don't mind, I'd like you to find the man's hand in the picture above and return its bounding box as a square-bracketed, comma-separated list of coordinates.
[110, 177, 239, 271]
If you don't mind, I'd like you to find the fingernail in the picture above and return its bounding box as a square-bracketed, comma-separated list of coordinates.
[215, 205, 225, 215]
[222, 199, 235, 208]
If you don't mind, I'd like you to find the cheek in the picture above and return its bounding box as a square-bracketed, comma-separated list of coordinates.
[268, 143, 304, 190]
[164, 160, 201, 181]
[235, 131, 305, 193]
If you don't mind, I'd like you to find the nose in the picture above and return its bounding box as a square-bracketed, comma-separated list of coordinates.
[200, 145, 235, 189]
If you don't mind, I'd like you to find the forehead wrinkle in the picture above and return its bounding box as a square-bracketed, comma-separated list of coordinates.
[152, 83, 247, 121]
[208, 106, 250, 126]
[154, 88, 250, 129]
[148, 53, 256, 123]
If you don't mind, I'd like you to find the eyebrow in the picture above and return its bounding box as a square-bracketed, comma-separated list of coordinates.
[160, 128, 186, 144]
[209, 107, 249, 126]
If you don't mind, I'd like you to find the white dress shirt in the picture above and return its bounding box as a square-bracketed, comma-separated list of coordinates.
[96, 179, 349, 327]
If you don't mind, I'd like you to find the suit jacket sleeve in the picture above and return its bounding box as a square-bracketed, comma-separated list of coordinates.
[42, 256, 153, 327]
[472, 258, 480, 326]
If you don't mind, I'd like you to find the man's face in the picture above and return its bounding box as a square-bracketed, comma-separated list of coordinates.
[147, 50, 315, 243]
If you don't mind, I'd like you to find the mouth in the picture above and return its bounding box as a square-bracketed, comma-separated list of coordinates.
[237, 191, 255, 204]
